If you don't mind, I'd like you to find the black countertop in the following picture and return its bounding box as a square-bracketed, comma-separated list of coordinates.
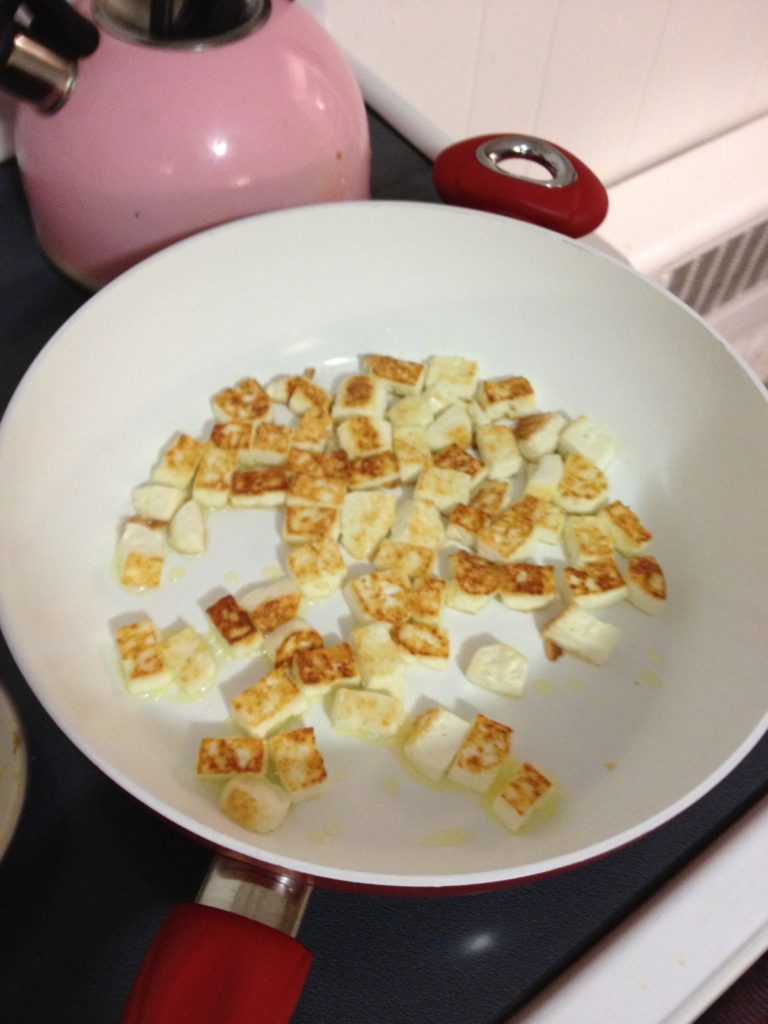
[1, 109, 767, 1024]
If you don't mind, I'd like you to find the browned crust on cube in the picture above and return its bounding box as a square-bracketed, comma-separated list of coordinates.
[364, 354, 424, 388]
[210, 420, 254, 450]
[270, 727, 327, 792]
[293, 642, 359, 688]
[288, 473, 347, 507]
[482, 376, 533, 405]
[248, 592, 302, 634]
[272, 625, 323, 667]
[345, 451, 400, 488]
[628, 555, 666, 599]
[432, 444, 484, 479]
[231, 467, 290, 499]
[603, 501, 653, 547]
[213, 378, 270, 422]
[207, 595, 259, 647]
[499, 763, 552, 814]
[287, 448, 348, 479]
[498, 561, 556, 598]
[449, 550, 502, 595]
[447, 503, 492, 537]
[455, 713, 512, 772]
[563, 558, 625, 598]
[197, 737, 266, 776]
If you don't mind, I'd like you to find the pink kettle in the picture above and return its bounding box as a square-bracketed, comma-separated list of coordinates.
[0, 0, 370, 287]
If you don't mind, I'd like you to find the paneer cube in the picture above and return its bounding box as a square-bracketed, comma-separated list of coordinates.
[230, 467, 290, 508]
[239, 577, 302, 634]
[562, 514, 614, 564]
[402, 707, 470, 782]
[445, 550, 502, 613]
[524, 453, 564, 501]
[287, 473, 347, 509]
[414, 466, 472, 513]
[287, 538, 346, 601]
[432, 444, 487, 489]
[598, 501, 653, 556]
[497, 562, 557, 612]
[193, 446, 237, 508]
[390, 499, 445, 549]
[492, 763, 554, 833]
[288, 376, 332, 416]
[408, 575, 446, 625]
[425, 355, 478, 400]
[161, 626, 217, 695]
[626, 555, 666, 615]
[336, 416, 392, 459]
[340, 490, 397, 560]
[209, 419, 254, 454]
[211, 377, 271, 424]
[558, 415, 615, 469]
[350, 621, 406, 697]
[120, 551, 164, 590]
[391, 621, 450, 670]
[219, 777, 290, 833]
[169, 499, 206, 555]
[345, 569, 412, 625]
[447, 713, 512, 793]
[115, 619, 170, 696]
[514, 412, 567, 461]
[345, 451, 400, 490]
[555, 454, 609, 513]
[332, 375, 388, 420]
[263, 618, 323, 667]
[373, 539, 436, 580]
[392, 425, 432, 483]
[131, 483, 187, 523]
[541, 605, 620, 665]
[231, 668, 308, 738]
[243, 422, 294, 467]
[362, 354, 426, 395]
[475, 424, 523, 479]
[477, 376, 536, 419]
[470, 480, 510, 517]
[283, 505, 340, 544]
[292, 411, 333, 452]
[269, 727, 328, 802]
[151, 432, 205, 489]
[445, 503, 493, 550]
[465, 643, 529, 697]
[424, 404, 474, 451]
[477, 497, 539, 563]
[196, 737, 267, 778]
[330, 687, 405, 738]
[206, 594, 264, 658]
[116, 519, 165, 589]
[387, 393, 434, 427]
[562, 559, 628, 610]
[293, 641, 360, 697]
[286, 447, 348, 480]
[531, 499, 565, 546]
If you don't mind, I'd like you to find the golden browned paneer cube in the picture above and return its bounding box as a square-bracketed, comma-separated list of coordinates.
[288, 377, 333, 417]
[336, 416, 393, 459]
[287, 537, 347, 601]
[445, 503, 492, 550]
[626, 555, 666, 614]
[283, 505, 341, 544]
[243, 422, 294, 467]
[447, 713, 512, 793]
[477, 375, 536, 419]
[212, 377, 271, 423]
[345, 451, 401, 490]
[562, 558, 627, 610]
[196, 737, 267, 778]
[345, 569, 412, 626]
[497, 562, 558, 612]
[231, 668, 308, 738]
[554, 454, 609, 514]
[151, 432, 205, 489]
[599, 500, 653, 556]
[219, 777, 291, 832]
[373, 539, 436, 580]
[292, 410, 334, 452]
[193, 445, 238, 508]
[230, 467, 290, 508]
[209, 419, 254, 452]
[563, 514, 614, 564]
[264, 618, 323, 667]
[287, 473, 347, 509]
[121, 550, 164, 590]
[362, 354, 426, 395]
[445, 549, 502, 613]
[332, 374, 388, 420]
[432, 444, 487, 488]
[470, 480, 510, 517]
[239, 577, 302, 634]
[206, 594, 264, 658]
[286, 447, 348, 479]
[269, 727, 328, 802]
[477, 497, 538, 563]
[115, 619, 171, 696]
[492, 762, 554, 832]
[408, 576, 446, 625]
[293, 642, 361, 697]
[161, 626, 217, 695]
[391, 621, 450, 670]
[339, 490, 396, 560]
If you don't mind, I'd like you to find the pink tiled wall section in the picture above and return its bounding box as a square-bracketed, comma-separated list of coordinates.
[317, 0, 768, 186]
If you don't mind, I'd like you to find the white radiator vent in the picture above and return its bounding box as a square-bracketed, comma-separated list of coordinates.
[665, 218, 768, 317]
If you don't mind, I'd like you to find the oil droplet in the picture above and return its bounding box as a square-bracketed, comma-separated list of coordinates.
[604, 761, 616, 770]
[637, 670, 663, 688]
[419, 828, 476, 848]
[533, 678, 557, 696]
[262, 564, 283, 580]
[383, 773, 400, 797]
[566, 678, 583, 692]
[323, 821, 342, 837]
[224, 570, 241, 587]
[168, 566, 187, 583]
[646, 649, 664, 665]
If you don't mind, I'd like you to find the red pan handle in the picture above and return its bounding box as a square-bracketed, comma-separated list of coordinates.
[432, 134, 608, 238]
[120, 903, 312, 1024]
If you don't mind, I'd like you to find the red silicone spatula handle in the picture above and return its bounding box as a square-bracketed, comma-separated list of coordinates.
[120, 903, 312, 1024]
[433, 134, 608, 238]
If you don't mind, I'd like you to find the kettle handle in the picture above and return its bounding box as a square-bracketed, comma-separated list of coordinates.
[433, 134, 608, 238]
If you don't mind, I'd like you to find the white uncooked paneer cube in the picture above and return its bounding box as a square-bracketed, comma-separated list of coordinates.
[387, 393, 435, 428]
[169, 499, 206, 555]
[161, 626, 216, 695]
[350, 621, 406, 697]
[219, 777, 290, 833]
[402, 707, 471, 782]
[465, 643, 529, 696]
[424, 404, 473, 451]
[362, 354, 426, 395]
[391, 498, 445, 549]
[524, 453, 564, 501]
[626, 555, 666, 615]
[555, 455, 609, 513]
[542, 605, 620, 665]
[231, 668, 308, 738]
[562, 559, 627, 610]
[558, 415, 615, 469]
[336, 416, 392, 459]
[598, 501, 653, 556]
[115, 619, 171, 696]
[475, 424, 522, 479]
[477, 376, 536, 419]
[514, 413, 567, 461]
[131, 483, 186, 523]
[287, 538, 346, 601]
[151, 432, 205, 488]
[447, 713, 512, 793]
[492, 762, 554, 833]
[392, 425, 432, 483]
[263, 618, 323, 668]
[330, 687, 404, 738]
[340, 490, 397, 560]
[332, 375, 388, 420]
[425, 355, 478, 400]
[269, 727, 328, 802]
[239, 577, 302, 633]
[562, 514, 614, 564]
[414, 466, 471, 513]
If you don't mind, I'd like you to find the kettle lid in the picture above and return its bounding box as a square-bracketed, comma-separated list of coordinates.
[94, 0, 271, 47]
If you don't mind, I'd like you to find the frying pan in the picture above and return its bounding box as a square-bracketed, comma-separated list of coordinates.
[0, 155, 766, 1016]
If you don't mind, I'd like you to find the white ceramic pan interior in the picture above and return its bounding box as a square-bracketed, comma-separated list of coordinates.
[0, 202, 766, 889]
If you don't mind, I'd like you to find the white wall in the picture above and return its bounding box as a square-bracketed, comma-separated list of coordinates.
[308, 0, 768, 186]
